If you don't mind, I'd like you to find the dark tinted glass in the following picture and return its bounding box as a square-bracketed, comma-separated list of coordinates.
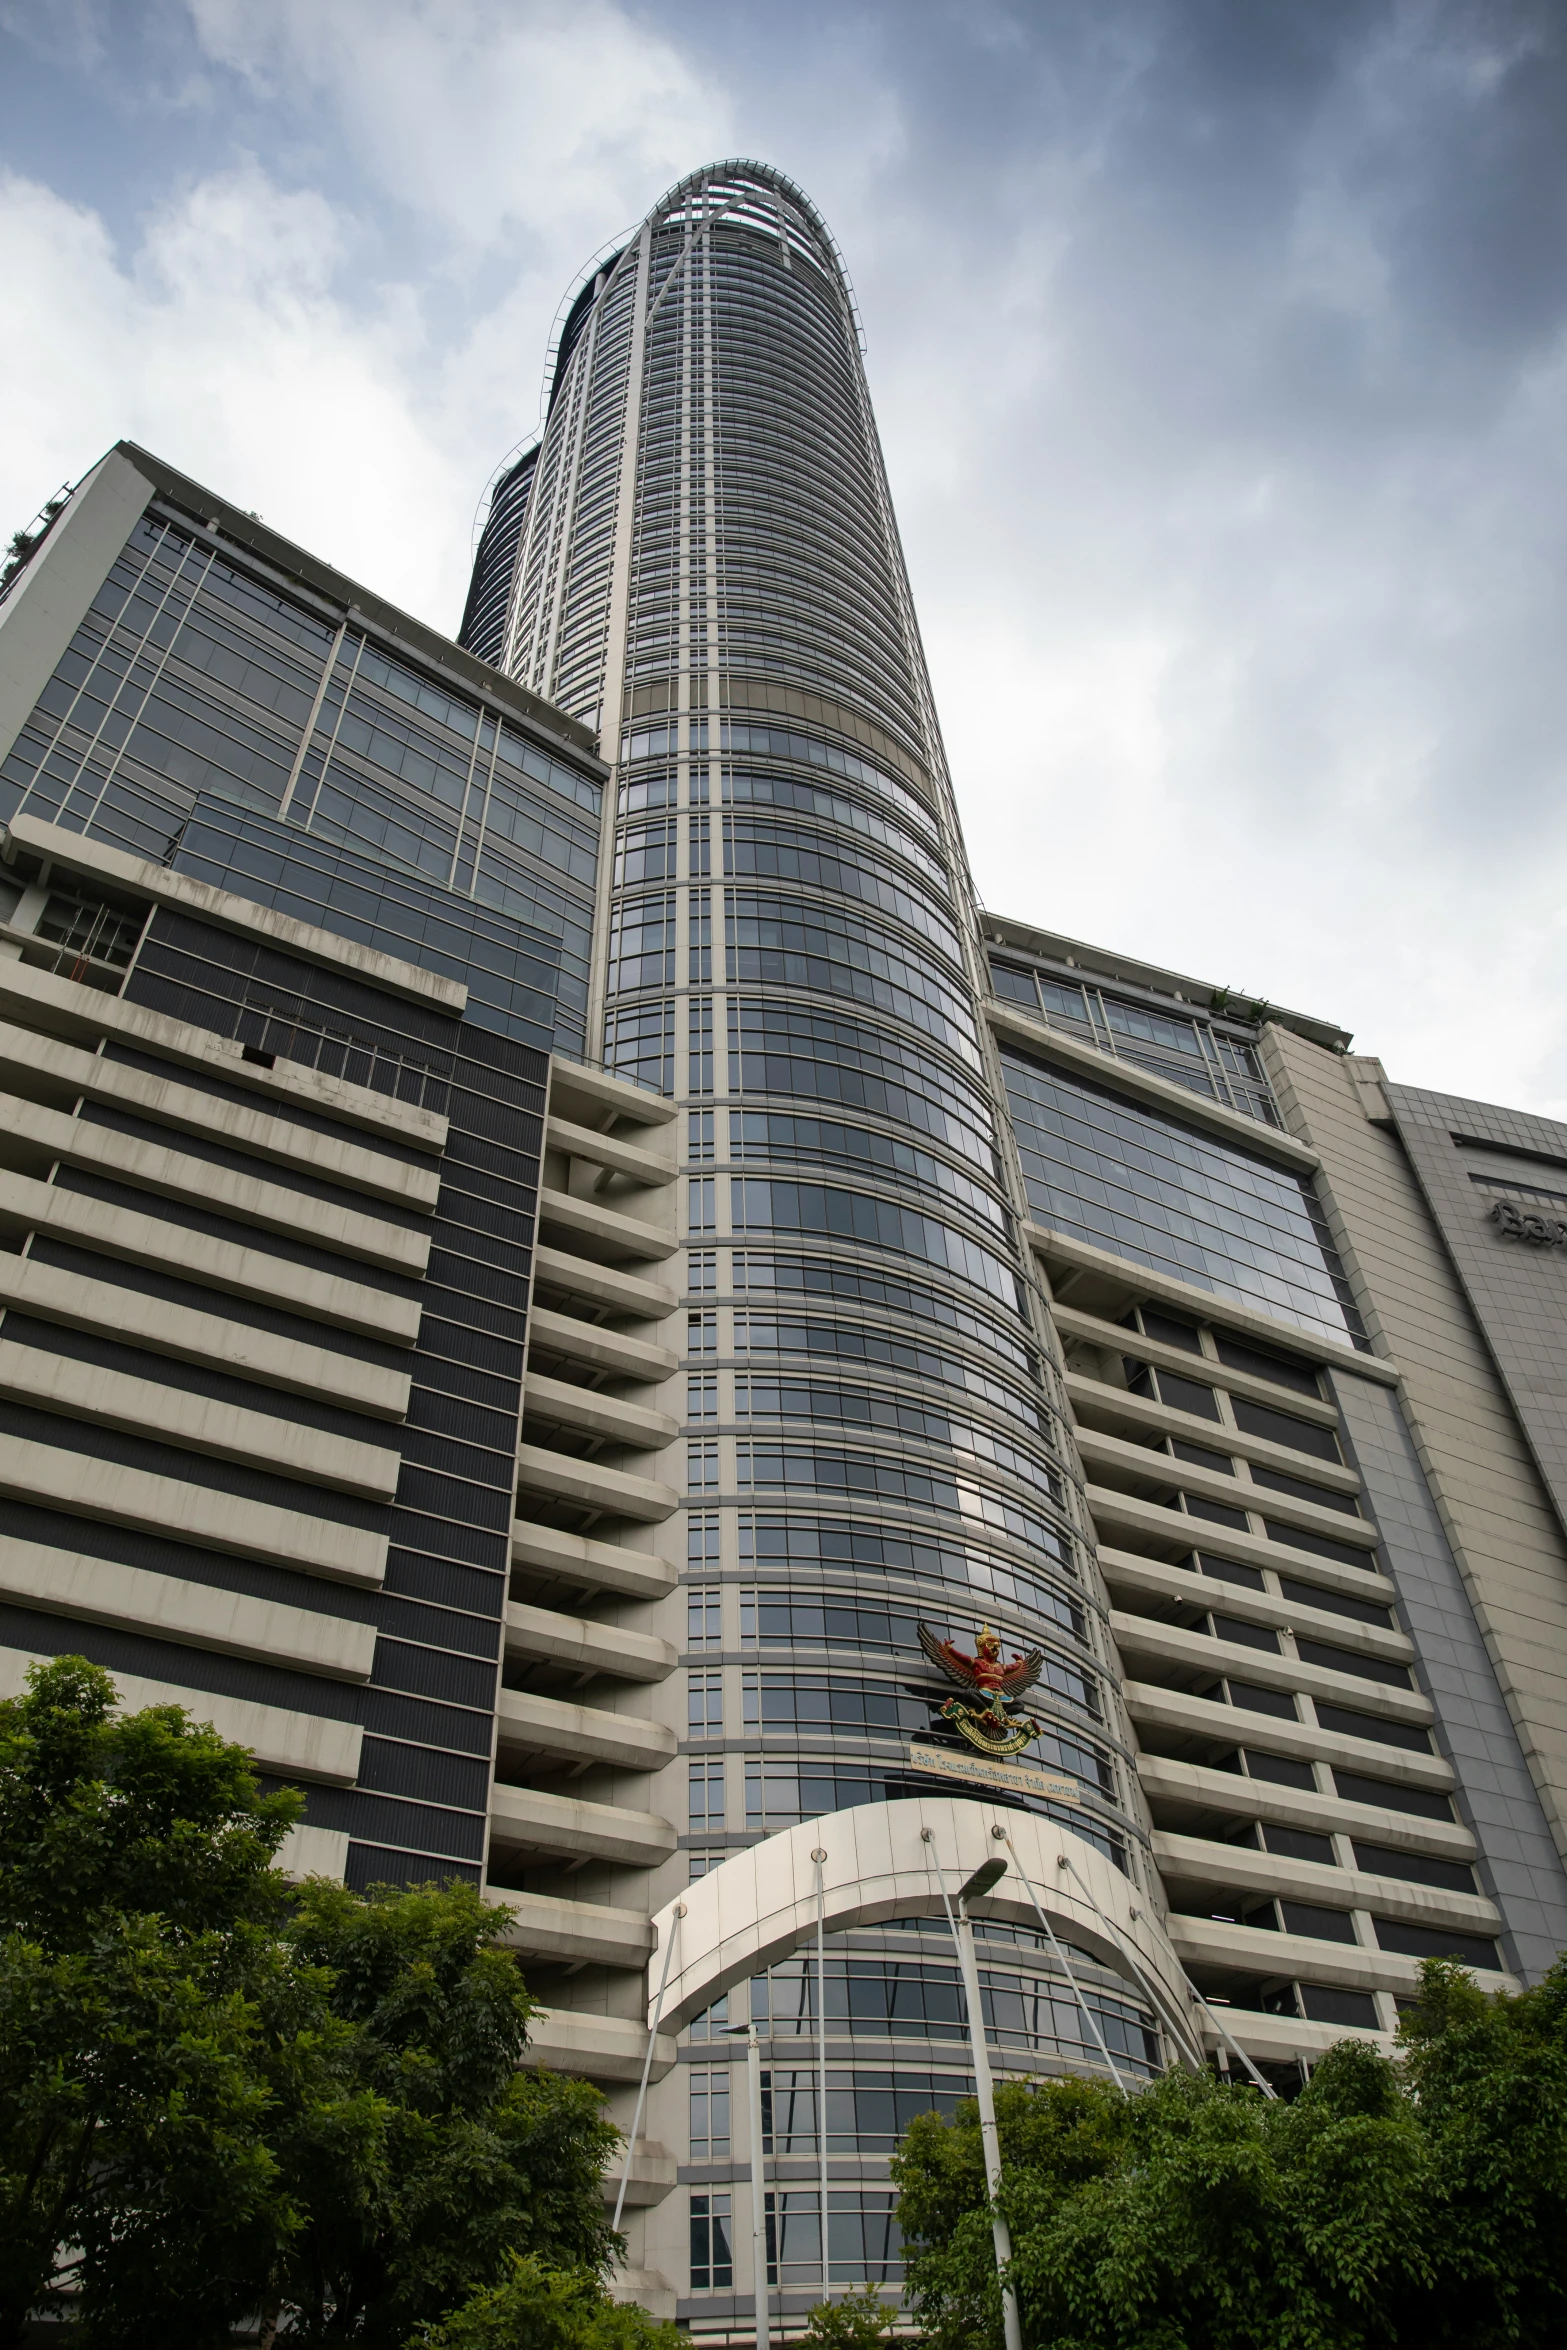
[1003, 1053, 1365, 1350]
[1214, 1335, 1323, 1394]
[1352, 1843, 1475, 1894]
[1334, 1769, 1452, 1821]
[1229, 1394, 1340, 1459]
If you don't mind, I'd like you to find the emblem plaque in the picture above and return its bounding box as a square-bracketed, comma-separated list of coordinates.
[918, 1621, 1046, 1757]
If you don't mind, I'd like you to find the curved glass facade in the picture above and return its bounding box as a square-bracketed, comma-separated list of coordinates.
[459, 446, 539, 670]
[496, 161, 1147, 2316]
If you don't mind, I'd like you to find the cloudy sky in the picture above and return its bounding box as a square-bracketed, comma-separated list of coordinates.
[2, 0, 1565, 1110]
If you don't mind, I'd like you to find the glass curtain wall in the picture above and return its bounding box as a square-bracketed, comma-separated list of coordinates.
[496, 161, 1145, 2308]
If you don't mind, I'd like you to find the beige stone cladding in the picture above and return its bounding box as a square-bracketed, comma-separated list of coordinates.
[1263, 1027, 1567, 1877]
[1007, 1006, 1516, 2029]
[1046, 1265, 1500, 2034]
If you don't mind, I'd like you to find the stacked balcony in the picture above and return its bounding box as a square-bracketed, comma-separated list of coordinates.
[1042, 1275, 1506, 2060]
[489, 1058, 682, 2088]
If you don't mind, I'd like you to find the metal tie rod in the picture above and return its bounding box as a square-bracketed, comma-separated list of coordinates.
[1053, 1847, 1277, 2099]
[991, 1826, 1131, 2096]
[612, 1901, 685, 2238]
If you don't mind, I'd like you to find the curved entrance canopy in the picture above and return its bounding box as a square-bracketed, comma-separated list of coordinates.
[646, 1796, 1194, 2049]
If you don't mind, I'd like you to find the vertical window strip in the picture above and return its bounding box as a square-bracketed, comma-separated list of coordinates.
[53, 530, 209, 829]
[293, 632, 366, 830]
[277, 618, 347, 820]
[18, 519, 168, 797]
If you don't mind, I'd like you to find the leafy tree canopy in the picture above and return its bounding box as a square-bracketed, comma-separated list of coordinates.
[797, 2280, 898, 2346]
[893, 1960, 1567, 2350]
[275, 1880, 618, 2345]
[0, 1658, 627, 2349]
[414, 2255, 682, 2350]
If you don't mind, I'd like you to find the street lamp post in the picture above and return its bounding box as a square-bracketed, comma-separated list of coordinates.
[726, 2021, 770, 2350]
[924, 1832, 1024, 2350]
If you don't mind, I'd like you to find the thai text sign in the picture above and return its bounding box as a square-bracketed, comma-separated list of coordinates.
[908, 1741, 1080, 1804]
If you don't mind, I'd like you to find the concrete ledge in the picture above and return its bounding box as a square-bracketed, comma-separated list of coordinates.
[522, 1370, 679, 1449]
[1202, 2007, 1392, 2065]
[1090, 1485, 1372, 1560]
[549, 1060, 678, 1129]
[1123, 1679, 1452, 1788]
[488, 1888, 655, 1969]
[1031, 1225, 1399, 1386]
[988, 995, 1323, 1173]
[1153, 1829, 1502, 1937]
[1136, 1752, 1478, 1859]
[0, 1432, 387, 1587]
[1169, 1912, 1511, 1994]
[1101, 1553, 1412, 1666]
[547, 1113, 675, 1188]
[1056, 1306, 1342, 1426]
[7, 812, 467, 1013]
[0, 1167, 422, 1345]
[601, 2138, 677, 2208]
[0, 1253, 411, 1418]
[504, 1600, 676, 1683]
[515, 1444, 678, 1523]
[1078, 1427, 1373, 1545]
[0, 1535, 377, 1679]
[0, 1093, 431, 1275]
[0, 952, 449, 1148]
[532, 1244, 677, 1320]
[0, 1018, 439, 1210]
[605, 2269, 675, 2323]
[526, 1306, 678, 1380]
[278, 1821, 352, 1881]
[1086, 1485, 1386, 1583]
[1067, 1372, 1362, 1492]
[1111, 1613, 1432, 1726]
[496, 1685, 677, 1772]
[536, 1187, 678, 1264]
[510, 1519, 677, 1601]
[1099, 1538, 1398, 1615]
[488, 1779, 677, 1867]
[0, 1641, 363, 1783]
[525, 2007, 676, 2085]
[0, 1336, 399, 1498]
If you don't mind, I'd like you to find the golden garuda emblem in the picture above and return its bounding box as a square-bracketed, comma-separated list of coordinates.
[918, 1622, 1045, 1758]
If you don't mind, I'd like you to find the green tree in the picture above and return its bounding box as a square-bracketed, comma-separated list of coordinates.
[415, 2255, 683, 2350]
[1, 493, 68, 596]
[895, 2073, 1132, 2349]
[0, 1655, 357, 2348]
[893, 1965, 1567, 2350]
[1397, 1958, 1567, 2347]
[0, 1659, 629, 2348]
[798, 2279, 898, 2345]
[273, 1878, 620, 2343]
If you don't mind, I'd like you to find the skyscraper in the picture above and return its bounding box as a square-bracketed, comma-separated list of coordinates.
[466, 158, 1567, 2334]
[474, 162, 1201, 2327]
[3, 151, 1565, 2348]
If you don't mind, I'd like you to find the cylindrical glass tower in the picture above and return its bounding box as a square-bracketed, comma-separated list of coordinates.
[493, 161, 1161, 2327]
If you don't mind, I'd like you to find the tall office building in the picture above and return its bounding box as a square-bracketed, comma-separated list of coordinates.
[0, 438, 681, 2074]
[2, 156, 1566, 2344]
[468, 159, 1179, 2326]
[462, 158, 1567, 2334]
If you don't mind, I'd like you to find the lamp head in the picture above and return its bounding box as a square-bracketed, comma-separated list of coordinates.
[957, 1856, 1008, 1908]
